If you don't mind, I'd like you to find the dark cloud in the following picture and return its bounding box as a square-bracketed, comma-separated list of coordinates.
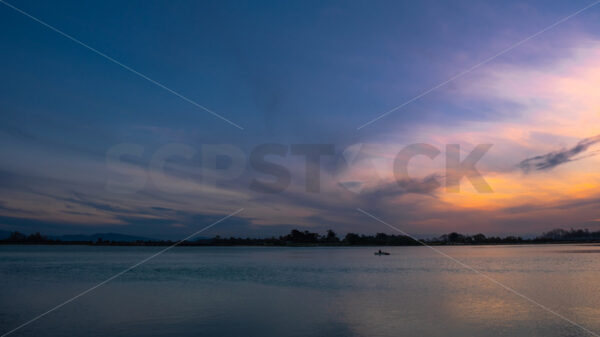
[0, 201, 37, 215]
[357, 174, 441, 211]
[0, 210, 253, 240]
[502, 196, 600, 214]
[396, 175, 442, 194]
[518, 135, 600, 172]
[62, 193, 136, 215]
[362, 174, 441, 200]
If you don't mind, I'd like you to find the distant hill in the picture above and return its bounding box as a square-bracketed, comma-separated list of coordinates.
[54, 233, 154, 242]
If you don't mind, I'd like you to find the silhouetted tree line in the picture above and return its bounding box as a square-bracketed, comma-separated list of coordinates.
[533, 228, 600, 242]
[4, 231, 52, 243]
[431, 232, 523, 245]
[3, 228, 600, 246]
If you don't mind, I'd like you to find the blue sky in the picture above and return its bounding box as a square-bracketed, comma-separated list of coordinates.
[2, 0, 600, 239]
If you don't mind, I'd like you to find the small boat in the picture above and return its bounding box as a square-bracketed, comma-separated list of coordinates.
[374, 250, 390, 256]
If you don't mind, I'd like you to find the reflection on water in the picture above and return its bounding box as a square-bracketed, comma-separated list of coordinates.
[1, 245, 600, 336]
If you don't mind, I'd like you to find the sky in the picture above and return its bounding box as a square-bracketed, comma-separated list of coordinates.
[1, 0, 600, 239]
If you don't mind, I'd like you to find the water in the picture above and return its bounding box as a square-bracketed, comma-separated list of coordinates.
[1, 244, 600, 337]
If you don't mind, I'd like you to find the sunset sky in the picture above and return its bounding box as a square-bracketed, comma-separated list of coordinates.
[2, 0, 600, 238]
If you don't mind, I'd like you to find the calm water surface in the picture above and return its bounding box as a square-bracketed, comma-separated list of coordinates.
[1, 245, 600, 336]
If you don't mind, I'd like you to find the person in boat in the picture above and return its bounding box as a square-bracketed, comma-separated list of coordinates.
[378, 249, 382, 254]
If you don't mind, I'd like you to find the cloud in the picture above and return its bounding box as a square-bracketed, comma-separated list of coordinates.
[518, 135, 600, 172]
[358, 174, 441, 207]
[502, 196, 600, 214]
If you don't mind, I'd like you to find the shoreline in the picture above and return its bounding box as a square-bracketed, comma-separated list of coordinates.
[2, 241, 600, 247]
